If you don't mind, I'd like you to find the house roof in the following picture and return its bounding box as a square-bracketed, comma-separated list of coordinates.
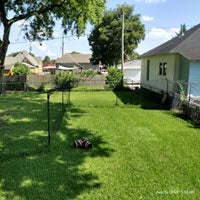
[15, 50, 39, 66]
[56, 53, 92, 64]
[142, 23, 200, 60]
[117, 60, 141, 70]
[4, 57, 19, 70]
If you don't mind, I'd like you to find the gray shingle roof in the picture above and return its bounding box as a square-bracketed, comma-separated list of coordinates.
[4, 57, 19, 70]
[56, 53, 92, 64]
[15, 50, 39, 66]
[142, 24, 200, 60]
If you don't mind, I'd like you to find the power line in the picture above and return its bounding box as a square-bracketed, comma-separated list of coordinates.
[9, 35, 87, 45]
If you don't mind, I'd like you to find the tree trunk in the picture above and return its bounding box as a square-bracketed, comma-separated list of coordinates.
[0, 24, 11, 76]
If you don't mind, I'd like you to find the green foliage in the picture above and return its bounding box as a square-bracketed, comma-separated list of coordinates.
[81, 70, 96, 77]
[176, 24, 187, 36]
[12, 62, 30, 75]
[106, 66, 123, 90]
[43, 56, 51, 62]
[55, 72, 79, 90]
[88, 4, 145, 66]
[0, 0, 106, 75]
[2, 0, 105, 41]
[177, 82, 186, 104]
[70, 51, 80, 54]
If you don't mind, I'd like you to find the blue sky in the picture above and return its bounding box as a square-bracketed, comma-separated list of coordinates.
[1, 0, 200, 59]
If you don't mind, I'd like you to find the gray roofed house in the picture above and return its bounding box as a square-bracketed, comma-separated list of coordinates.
[55, 53, 98, 71]
[3, 51, 43, 75]
[142, 24, 200, 60]
[141, 23, 200, 98]
[4, 57, 19, 70]
[15, 50, 39, 66]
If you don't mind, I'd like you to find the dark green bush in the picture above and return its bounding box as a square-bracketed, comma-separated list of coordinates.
[55, 72, 79, 90]
[106, 66, 123, 90]
[12, 62, 31, 75]
[81, 70, 96, 77]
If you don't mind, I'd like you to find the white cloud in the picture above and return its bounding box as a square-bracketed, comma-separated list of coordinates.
[16, 20, 29, 27]
[147, 27, 179, 40]
[53, 32, 60, 38]
[135, 0, 166, 3]
[32, 42, 57, 57]
[33, 42, 47, 51]
[47, 50, 57, 57]
[142, 16, 154, 22]
[136, 27, 180, 54]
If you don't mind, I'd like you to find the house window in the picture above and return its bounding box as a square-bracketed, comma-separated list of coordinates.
[159, 63, 163, 75]
[163, 62, 167, 76]
[159, 62, 167, 76]
[147, 60, 150, 80]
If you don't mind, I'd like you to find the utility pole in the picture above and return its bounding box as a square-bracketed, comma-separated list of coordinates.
[62, 33, 64, 56]
[121, 9, 125, 72]
[29, 42, 32, 54]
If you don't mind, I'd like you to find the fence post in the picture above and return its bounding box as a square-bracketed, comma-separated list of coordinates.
[188, 83, 191, 102]
[166, 78, 169, 94]
[62, 90, 64, 112]
[47, 93, 51, 144]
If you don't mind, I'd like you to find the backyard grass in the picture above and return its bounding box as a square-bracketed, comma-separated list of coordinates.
[0, 90, 200, 199]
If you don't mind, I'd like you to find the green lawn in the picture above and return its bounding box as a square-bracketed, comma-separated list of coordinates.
[0, 90, 200, 200]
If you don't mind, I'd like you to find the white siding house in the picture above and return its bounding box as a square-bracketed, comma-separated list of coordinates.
[118, 60, 141, 84]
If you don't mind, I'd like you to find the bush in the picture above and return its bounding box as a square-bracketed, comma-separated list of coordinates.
[55, 72, 79, 90]
[81, 70, 96, 77]
[12, 62, 31, 75]
[106, 66, 123, 90]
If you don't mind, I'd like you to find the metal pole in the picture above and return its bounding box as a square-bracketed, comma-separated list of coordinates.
[62, 32, 64, 56]
[62, 90, 64, 112]
[189, 83, 191, 102]
[121, 9, 125, 72]
[47, 93, 51, 144]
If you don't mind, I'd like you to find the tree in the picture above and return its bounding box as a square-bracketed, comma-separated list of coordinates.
[12, 62, 30, 75]
[0, 0, 106, 76]
[43, 56, 51, 62]
[70, 51, 81, 54]
[176, 24, 187, 36]
[8, 51, 35, 57]
[88, 4, 145, 67]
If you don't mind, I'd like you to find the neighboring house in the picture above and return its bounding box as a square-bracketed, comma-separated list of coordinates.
[43, 62, 56, 75]
[55, 53, 98, 72]
[14, 51, 43, 74]
[3, 50, 43, 75]
[117, 60, 141, 84]
[4, 57, 19, 76]
[141, 24, 200, 98]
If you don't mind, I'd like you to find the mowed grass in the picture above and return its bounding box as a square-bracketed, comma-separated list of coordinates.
[0, 90, 200, 200]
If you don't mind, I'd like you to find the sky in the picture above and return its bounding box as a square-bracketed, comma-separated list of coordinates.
[1, 0, 200, 59]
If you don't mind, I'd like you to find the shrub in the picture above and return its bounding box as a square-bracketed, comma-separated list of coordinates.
[55, 72, 79, 90]
[81, 70, 96, 77]
[12, 62, 30, 75]
[106, 66, 123, 90]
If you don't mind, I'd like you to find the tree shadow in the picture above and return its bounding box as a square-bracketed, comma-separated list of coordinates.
[0, 92, 114, 200]
[115, 88, 168, 110]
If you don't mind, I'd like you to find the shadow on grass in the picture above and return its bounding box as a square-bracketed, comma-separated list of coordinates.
[114, 88, 168, 110]
[0, 92, 114, 200]
[170, 111, 200, 129]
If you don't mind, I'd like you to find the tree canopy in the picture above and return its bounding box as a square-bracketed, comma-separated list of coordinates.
[0, 0, 106, 75]
[176, 24, 187, 36]
[43, 56, 51, 62]
[88, 4, 145, 67]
